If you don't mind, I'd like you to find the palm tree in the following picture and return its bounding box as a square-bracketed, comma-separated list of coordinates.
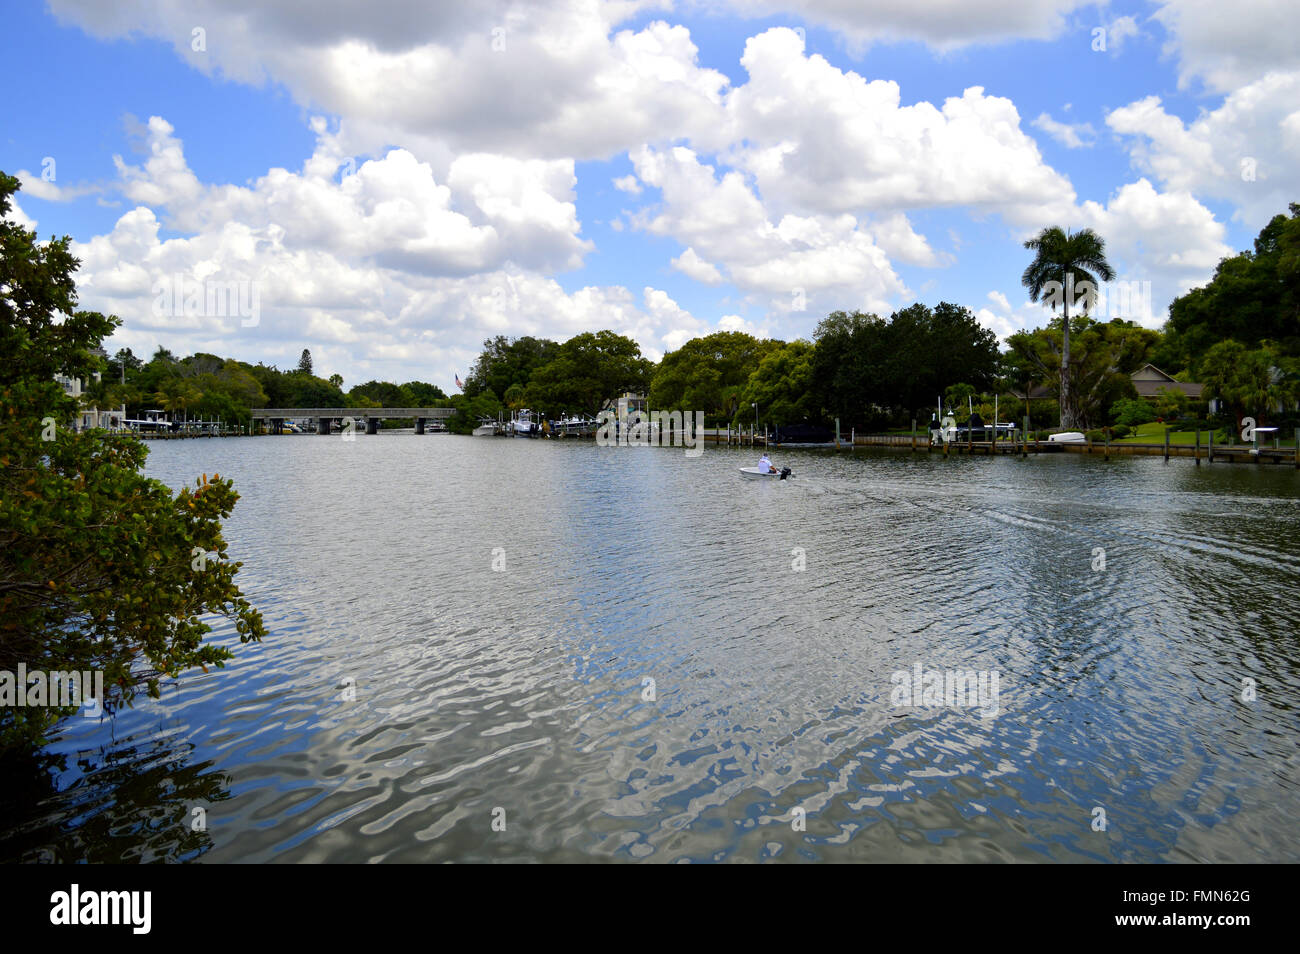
[1022, 227, 1115, 430]
[155, 378, 202, 425]
[502, 382, 526, 410]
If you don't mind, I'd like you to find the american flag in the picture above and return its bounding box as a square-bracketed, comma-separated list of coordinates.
[455, 373, 463, 389]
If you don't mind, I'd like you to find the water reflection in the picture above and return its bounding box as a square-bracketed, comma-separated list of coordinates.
[0, 734, 226, 863]
[5, 438, 1299, 862]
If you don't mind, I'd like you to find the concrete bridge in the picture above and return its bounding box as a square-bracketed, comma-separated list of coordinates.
[251, 407, 454, 435]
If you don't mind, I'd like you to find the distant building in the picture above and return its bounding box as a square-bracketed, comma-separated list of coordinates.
[54, 348, 124, 430]
[1014, 366, 1209, 409]
[1130, 364, 1204, 403]
[614, 393, 648, 420]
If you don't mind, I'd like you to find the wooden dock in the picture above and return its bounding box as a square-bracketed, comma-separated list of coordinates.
[834, 430, 1300, 467]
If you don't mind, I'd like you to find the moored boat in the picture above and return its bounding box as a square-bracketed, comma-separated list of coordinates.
[510, 409, 540, 437]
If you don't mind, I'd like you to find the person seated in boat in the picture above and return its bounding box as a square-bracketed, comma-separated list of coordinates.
[758, 453, 775, 473]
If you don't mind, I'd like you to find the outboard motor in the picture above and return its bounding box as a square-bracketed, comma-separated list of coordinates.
[779, 467, 792, 480]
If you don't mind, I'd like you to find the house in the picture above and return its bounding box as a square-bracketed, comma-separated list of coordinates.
[1130, 364, 1204, 403]
[54, 348, 125, 431]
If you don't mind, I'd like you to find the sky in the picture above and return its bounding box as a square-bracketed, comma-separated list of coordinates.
[2, 0, 1298, 393]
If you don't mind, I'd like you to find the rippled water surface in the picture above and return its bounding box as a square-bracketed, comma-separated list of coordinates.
[5, 435, 1300, 862]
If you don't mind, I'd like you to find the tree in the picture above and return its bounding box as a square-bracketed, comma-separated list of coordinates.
[328, 373, 343, 390]
[1110, 397, 1156, 428]
[155, 377, 202, 423]
[944, 383, 977, 422]
[809, 311, 889, 426]
[347, 381, 412, 408]
[1022, 226, 1116, 429]
[282, 374, 345, 407]
[212, 360, 268, 410]
[1000, 347, 1044, 428]
[248, 363, 288, 406]
[1163, 203, 1300, 371]
[0, 171, 265, 753]
[886, 302, 1001, 420]
[108, 347, 142, 382]
[463, 335, 558, 400]
[739, 340, 816, 427]
[446, 388, 503, 434]
[1152, 385, 1189, 422]
[525, 330, 653, 416]
[502, 382, 526, 409]
[402, 381, 449, 407]
[1199, 340, 1295, 431]
[1007, 317, 1157, 430]
[650, 331, 780, 423]
[195, 389, 245, 427]
[297, 349, 313, 375]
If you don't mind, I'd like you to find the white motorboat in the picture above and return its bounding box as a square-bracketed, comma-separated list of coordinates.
[554, 415, 597, 437]
[739, 466, 793, 480]
[510, 409, 540, 437]
[1048, 431, 1087, 444]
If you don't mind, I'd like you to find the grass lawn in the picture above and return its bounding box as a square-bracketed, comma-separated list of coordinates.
[1114, 421, 1296, 446]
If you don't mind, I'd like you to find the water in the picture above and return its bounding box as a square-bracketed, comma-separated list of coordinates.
[4, 435, 1299, 862]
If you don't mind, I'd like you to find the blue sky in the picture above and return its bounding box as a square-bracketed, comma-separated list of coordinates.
[3, 1, 1297, 392]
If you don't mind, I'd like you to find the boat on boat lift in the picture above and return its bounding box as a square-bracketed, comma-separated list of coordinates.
[509, 409, 541, 437]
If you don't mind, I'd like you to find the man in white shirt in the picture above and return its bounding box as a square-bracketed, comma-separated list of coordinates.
[758, 453, 774, 473]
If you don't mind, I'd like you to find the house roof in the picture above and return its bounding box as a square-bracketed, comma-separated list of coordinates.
[1131, 364, 1204, 399]
[1011, 364, 1206, 402]
[1010, 384, 1055, 400]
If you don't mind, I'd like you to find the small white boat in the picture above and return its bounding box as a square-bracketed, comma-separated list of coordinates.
[1048, 431, 1087, 444]
[739, 466, 792, 480]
